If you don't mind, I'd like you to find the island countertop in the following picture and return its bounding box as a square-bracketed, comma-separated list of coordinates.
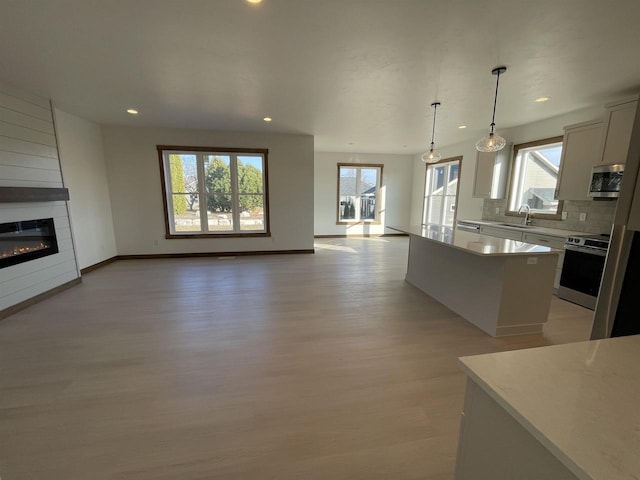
[390, 224, 559, 256]
[459, 335, 640, 480]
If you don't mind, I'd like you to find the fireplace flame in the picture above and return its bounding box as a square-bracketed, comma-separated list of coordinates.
[1, 242, 49, 258]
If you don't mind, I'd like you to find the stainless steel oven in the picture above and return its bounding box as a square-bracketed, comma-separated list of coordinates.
[558, 234, 610, 309]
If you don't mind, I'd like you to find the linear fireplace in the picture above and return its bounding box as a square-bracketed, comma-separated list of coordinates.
[0, 218, 59, 269]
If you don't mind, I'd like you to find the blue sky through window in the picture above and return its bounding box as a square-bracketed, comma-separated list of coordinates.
[539, 145, 562, 167]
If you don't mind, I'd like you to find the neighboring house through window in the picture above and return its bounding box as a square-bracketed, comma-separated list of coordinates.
[337, 164, 382, 223]
[507, 137, 563, 218]
[423, 157, 461, 227]
[158, 146, 269, 237]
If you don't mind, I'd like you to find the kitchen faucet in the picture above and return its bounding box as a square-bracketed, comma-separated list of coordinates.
[517, 204, 532, 225]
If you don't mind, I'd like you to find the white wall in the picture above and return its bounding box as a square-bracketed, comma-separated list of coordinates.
[101, 126, 314, 255]
[409, 105, 605, 224]
[314, 152, 413, 235]
[0, 82, 79, 311]
[54, 108, 117, 270]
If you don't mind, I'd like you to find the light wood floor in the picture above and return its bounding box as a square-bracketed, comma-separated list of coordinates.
[0, 237, 593, 480]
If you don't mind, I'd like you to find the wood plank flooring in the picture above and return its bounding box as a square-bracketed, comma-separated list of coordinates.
[0, 237, 593, 479]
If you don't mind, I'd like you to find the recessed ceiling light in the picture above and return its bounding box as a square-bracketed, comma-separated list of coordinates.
[263, 117, 272, 122]
[535, 97, 550, 103]
[127, 109, 139, 115]
[246, 0, 262, 4]
[458, 125, 467, 129]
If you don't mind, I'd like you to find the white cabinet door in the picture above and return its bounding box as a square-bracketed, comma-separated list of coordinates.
[473, 152, 495, 198]
[600, 98, 638, 165]
[556, 121, 604, 201]
[480, 225, 523, 241]
[473, 146, 512, 199]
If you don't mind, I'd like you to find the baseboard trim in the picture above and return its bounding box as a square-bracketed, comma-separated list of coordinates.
[80, 256, 119, 275]
[314, 233, 409, 238]
[117, 249, 315, 260]
[0, 277, 82, 321]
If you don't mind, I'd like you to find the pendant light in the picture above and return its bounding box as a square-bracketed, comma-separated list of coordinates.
[476, 66, 507, 152]
[421, 102, 442, 163]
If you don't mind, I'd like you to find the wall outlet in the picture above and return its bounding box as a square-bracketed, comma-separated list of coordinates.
[579, 212, 587, 222]
[495, 207, 500, 214]
[527, 257, 538, 265]
[561, 211, 568, 220]
[153, 239, 159, 246]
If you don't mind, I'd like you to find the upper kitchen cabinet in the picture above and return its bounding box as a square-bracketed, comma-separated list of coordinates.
[473, 145, 512, 199]
[599, 97, 638, 165]
[556, 120, 604, 201]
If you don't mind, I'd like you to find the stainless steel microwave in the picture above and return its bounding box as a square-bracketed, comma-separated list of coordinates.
[588, 164, 623, 198]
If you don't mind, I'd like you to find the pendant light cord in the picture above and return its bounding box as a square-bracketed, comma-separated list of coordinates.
[431, 102, 440, 150]
[430, 103, 438, 148]
[490, 71, 501, 134]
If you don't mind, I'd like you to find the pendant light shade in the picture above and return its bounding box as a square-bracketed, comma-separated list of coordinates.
[476, 66, 507, 153]
[421, 102, 442, 164]
[475, 131, 507, 152]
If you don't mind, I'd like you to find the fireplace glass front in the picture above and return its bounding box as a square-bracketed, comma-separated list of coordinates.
[0, 218, 59, 269]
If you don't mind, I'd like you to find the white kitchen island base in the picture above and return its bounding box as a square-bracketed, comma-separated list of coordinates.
[395, 225, 559, 337]
[456, 378, 579, 480]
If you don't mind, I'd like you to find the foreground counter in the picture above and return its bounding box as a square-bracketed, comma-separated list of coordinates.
[456, 335, 640, 480]
[390, 225, 559, 337]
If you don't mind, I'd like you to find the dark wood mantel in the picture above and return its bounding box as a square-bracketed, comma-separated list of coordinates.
[0, 187, 70, 203]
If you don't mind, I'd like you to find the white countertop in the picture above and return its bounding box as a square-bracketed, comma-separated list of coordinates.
[457, 219, 588, 239]
[389, 225, 559, 256]
[459, 335, 640, 480]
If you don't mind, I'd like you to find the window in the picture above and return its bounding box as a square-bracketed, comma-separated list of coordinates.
[507, 137, 563, 218]
[158, 146, 269, 237]
[422, 157, 461, 227]
[337, 164, 383, 223]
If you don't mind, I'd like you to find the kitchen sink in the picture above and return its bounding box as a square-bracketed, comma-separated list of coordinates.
[498, 223, 533, 229]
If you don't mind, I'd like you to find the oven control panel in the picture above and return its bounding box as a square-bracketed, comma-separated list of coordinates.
[566, 235, 610, 251]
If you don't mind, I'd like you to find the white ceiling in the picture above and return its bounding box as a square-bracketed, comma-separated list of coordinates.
[2, 0, 640, 154]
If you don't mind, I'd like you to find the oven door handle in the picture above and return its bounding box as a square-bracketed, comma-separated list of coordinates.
[564, 244, 608, 256]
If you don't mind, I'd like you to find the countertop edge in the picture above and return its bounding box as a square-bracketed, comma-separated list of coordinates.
[389, 226, 560, 257]
[456, 219, 589, 238]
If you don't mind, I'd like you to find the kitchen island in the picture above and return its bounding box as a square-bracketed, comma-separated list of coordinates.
[390, 225, 559, 336]
[456, 335, 640, 480]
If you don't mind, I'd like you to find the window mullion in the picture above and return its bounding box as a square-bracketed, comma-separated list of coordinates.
[230, 154, 240, 232]
[355, 168, 361, 222]
[440, 165, 449, 222]
[164, 154, 177, 234]
[423, 167, 431, 225]
[197, 153, 208, 233]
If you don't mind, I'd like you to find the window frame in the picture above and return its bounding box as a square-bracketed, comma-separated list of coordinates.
[157, 145, 270, 239]
[336, 163, 383, 225]
[505, 136, 564, 221]
[421, 155, 463, 227]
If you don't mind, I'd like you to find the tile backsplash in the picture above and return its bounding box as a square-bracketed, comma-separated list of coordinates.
[482, 199, 617, 234]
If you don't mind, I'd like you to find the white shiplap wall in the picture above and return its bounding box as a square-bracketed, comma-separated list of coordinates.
[0, 81, 79, 311]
